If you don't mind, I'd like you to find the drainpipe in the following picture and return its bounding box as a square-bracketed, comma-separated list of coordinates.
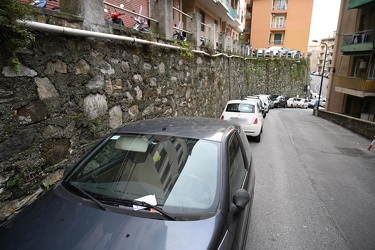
[18, 20, 181, 51]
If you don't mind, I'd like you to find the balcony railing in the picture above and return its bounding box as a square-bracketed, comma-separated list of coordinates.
[269, 40, 284, 45]
[229, 6, 238, 20]
[270, 23, 286, 29]
[341, 30, 375, 55]
[217, 0, 230, 11]
[272, 4, 288, 10]
[334, 75, 375, 92]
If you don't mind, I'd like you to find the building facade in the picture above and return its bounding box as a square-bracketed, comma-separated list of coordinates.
[173, 0, 246, 48]
[310, 36, 335, 75]
[248, 0, 314, 54]
[21, 0, 247, 50]
[327, 0, 375, 121]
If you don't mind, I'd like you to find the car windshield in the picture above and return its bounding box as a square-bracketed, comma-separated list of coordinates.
[226, 103, 255, 113]
[65, 134, 220, 215]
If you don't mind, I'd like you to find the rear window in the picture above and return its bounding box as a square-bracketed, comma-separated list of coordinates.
[226, 103, 255, 113]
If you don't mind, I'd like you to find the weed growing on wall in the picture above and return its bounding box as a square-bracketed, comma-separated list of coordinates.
[173, 40, 194, 59]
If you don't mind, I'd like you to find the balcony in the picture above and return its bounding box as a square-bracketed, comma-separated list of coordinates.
[347, 0, 375, 9]
[272, 4, 288, 11]
[334, 75, 375, 92]
[203, 0, 241, 28]
[196, 0, 241, 28]
[341, 30, 375, 55]
[272, 0, 288, 12]
[269, 40, 284, 45]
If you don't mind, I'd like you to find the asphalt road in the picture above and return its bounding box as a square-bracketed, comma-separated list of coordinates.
[246, 108, 375, 250]
[310, 75, 329, 97]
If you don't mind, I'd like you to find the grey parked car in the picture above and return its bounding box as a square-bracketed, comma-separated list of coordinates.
[0, 117, 255, 250]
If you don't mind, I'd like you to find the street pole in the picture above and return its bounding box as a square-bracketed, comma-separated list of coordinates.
[312, 40, 328, 111]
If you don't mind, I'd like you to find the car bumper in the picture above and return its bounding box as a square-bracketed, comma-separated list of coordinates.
[241, 124, 262, 137]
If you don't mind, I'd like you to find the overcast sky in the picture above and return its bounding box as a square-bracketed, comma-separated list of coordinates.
[308, 0, 342, 44]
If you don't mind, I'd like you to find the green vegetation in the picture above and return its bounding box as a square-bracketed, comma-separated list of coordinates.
[0, 0, 38, 73]
[174, 40, 194, 59]
[7, 173, 25, 189]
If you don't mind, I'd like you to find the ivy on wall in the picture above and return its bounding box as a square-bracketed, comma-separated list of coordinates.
[243, 57, 309, 97]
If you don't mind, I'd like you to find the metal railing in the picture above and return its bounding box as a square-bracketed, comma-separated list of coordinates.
[172, 7, 192, 35]
[269, 40, 284, 45]
[342, 29, 374, 45]
[272, 4, 288, 10]
[270, 23, 286, 28]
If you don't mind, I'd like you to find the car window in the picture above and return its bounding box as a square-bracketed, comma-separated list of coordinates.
[66, 134, 220, 215]
[226, 103, 255, 113]
[237, 127, 251, 168]
[228, 133, 246, 197]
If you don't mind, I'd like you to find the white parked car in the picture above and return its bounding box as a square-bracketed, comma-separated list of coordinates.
[221, 99, 263, 142]
[265, 46, 290, 57]
[243, 96, 266, 118]
[287, 97, 296, 108]
[255, 94, 271, 113]
[296, 98, 308, 109]
[319, 98, 326, 108]
[256, 48, 267, 57]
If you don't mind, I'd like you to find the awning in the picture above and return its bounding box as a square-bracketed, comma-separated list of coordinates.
[347, 0, 375, 9]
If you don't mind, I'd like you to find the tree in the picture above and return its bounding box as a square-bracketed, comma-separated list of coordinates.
[0, 0, 38, 73]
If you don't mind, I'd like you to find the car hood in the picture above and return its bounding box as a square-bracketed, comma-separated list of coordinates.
[0, 185, 225, 250]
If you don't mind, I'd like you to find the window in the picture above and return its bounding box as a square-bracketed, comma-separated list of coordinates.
[226, 103, 255, 113]
[274, 34, 282, 44]
[200, 11, 205, 32]
[275, 16, 285, 28]
[369, 58, 375, 79]
[228, 133, 246, 197]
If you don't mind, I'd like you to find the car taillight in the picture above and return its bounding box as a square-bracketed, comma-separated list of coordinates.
[253, 118, 258, 124]
[220, 115, 224, 120]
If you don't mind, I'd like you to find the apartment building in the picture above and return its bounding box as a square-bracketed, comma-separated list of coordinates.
[249, 0, 314, 54]
[327, 0, 375, 121]
[175, 0, 246, 43]
[22, 0, 246, 48]
[244, 0, 253, 45]
[310, 36, 335, 75]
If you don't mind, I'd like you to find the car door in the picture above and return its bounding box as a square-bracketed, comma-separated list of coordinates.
[225, 130, 253, 250]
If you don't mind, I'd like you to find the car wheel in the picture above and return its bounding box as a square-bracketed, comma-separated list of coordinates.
[253, 133, 261, 142]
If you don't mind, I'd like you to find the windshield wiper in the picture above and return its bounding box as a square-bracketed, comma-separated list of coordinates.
[98, 196, 176, 221]
[62, 181, 111, 212]
[133, 200, 176, 221]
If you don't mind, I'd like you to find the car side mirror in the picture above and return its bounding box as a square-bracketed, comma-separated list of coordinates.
[230, 189, 250, 214]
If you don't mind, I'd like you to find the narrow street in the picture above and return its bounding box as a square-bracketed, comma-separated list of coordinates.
[246, 108, 375, 249]
[310, 75, 329, 97]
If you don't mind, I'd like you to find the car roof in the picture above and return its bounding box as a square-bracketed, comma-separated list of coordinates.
[112, 117, 238, 142]
[245, 95, 260, 99]
[227, 99, 258, 104]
